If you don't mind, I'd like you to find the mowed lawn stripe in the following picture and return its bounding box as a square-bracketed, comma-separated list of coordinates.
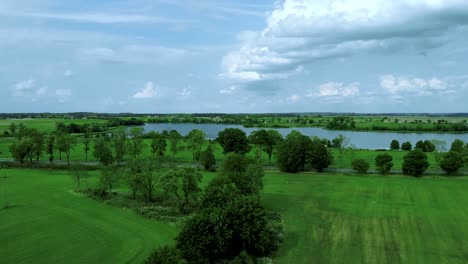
[262, 172, 468, 264]
[0, 169, 177, 264]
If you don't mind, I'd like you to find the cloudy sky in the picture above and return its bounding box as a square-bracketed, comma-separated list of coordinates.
[1, 0, 468, 113]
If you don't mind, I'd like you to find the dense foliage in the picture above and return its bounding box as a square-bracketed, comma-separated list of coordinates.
[402, 149, 430, 177]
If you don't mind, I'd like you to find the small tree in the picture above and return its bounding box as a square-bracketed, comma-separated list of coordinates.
[200, 145, 216, 171]
[46, 133, 55, 163]
[151, 134, 167, 157]
[146, 246, 183, 264]
[390, 140, 400, 150]
[70, 168, 89, 191]
[352, 159, 370, 174]
[93, 137, 114, 166]
[100, 167, 120, 193]
[276, 131, 312, 173]
[187, 129, 206, 163]
[217, 128, 251, 154]
[309, 139, 333, 173]
[450, 139, 465, 152]
[440, 151, 464, 175]
[168, 130, 182, 159]
[332, 134, 349, 168]
[113, 129, 127, 165]
[375, 153, 393, 175]
[9, 122, 17, 135]
[128, 127, 145, 158]
[83, 133, 91, 162]
[401, 141, 412, 151]
[402, 149, 429, 177]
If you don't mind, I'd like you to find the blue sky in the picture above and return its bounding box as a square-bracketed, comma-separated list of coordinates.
[1, 0, 468, 113]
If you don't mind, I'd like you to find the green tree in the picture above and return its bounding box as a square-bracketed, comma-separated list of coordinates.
[401, 141, 412, 151]
[140, 157, 160, 202]
[30, 129, 45, 161]
[440, 151, 465, 175]
[93, 137, 114, 166]
[332, 134, 349, 168]
[70, 168, 89, 191]
[83, 133, 91, 162]
[168, 130, 182, 159]
[220, 153, 263, 195]
[9, 122, 17, 135]
[309, 139, 333, 173]
[46, 133, 55, 163]
[63, 134, 77, 165]
[146, 246, 184, 264]
[352, 159, 370, 174]
[100, 167, 120, 193]
[9, 138, 32, 163]
[276, 131, 312, 173]
[375, 153, 393, 175]
[249, 129, 270, 160]
[217, 128, 251, 154]
[128, 127, 145, 158]
[265, 130, 283, 164]
[431, 139, 447, 169]
[113, 129, 127, 165]
[180, 167, 203, 214]
[187, 129, 206, 163]
[450, 139, 465, 152]
[390, 140, 400, 150]
[402, 149, 430, 177]
[200, 145, 216, 171]
[125, 159, 144, 200]
[151, 133, 167, 157]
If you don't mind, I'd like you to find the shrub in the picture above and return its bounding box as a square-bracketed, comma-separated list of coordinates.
[375, 153, 393, 175]
[402, 149, 429, 177]
[440, 151, 465, 175]
[146, 246, 185, 264]
[352, 159, 370, 174]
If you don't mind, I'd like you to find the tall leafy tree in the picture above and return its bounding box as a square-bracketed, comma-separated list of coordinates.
[151, 133, 167, 157]
[187, 129, 206, 163]
[277, 131, 312, 173]
[440, 151, 465, 175]
[82, 132, 91, 162]
[450, 139, 465, 152]
[113, 129, 127, 165]
[128, 127, 145, 158]
[390, 140, 400, 150]
[93, 137, 114, 166]
[402, 149, 430, 177]
[309, 139, 333, 173]
[217, 128, 251, 154]
[200, 145, 216, 171]
[332, 134, 349, 168]
[401, 141, 412, 151]
[46, 133, 55, 163]
[9, 122, 17, 135]
[168, 130, 182, 159]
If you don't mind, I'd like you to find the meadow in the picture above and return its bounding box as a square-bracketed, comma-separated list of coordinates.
[2, 169, 468, 263]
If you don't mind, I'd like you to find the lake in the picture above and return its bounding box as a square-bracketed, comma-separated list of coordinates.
[143, 123, 468, 150]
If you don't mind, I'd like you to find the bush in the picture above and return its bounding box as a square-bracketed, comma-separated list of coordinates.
[352, 159, 370, 174]
[402, 149, 429, 177]
[375, 153, 393, 175]
[146, 246, 186, 264]
[401, 142, 412, 151]
[440, 151, 465, 175]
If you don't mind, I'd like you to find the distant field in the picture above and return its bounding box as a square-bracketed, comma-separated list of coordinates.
[0, 169, 178, 264]
[263, 172, 468, 264]
[0, 118, 107, 133]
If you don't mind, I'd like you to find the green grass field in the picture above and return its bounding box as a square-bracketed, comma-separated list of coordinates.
[0, 118, 107, 133]
[262, 172, 468, 264]
[2, 168, 468, 263]
[0, 169, 178, 264]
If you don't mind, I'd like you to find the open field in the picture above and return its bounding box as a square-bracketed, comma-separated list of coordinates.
[2, 169, 468, 263]
[0, 169, 178, 264]
[0, 118, 107, 133]
[263, 172, 468, 264]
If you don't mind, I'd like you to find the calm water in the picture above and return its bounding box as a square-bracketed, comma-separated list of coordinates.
[143, 123, 467, 150]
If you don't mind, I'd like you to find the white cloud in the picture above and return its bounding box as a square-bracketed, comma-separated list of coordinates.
[176, 87, 192, 98]
[220, 85, 237, 94]
[14, 78, 35, 92]
[64, 69, 73, 77]
[308, 82, 360, 98]
[286, 94, 300, 104]
[221, 0, 468, 84]
[55, 89, 72, 103]
[380, 75, 449, 96]
[36, 87, 47, 96]
[133, 82, 158, 99]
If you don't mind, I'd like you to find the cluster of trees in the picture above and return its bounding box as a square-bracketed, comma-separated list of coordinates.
[390, 139, 436, 152]
[276, 131, 333, 173]
[146, 154, 282, 263]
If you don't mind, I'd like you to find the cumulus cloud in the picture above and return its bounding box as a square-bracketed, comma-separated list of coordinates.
[133, 82, 158, 99]
[380, 75, 450, 96]
[176, 87, 192, 98]
[308, 82, 360, 98]
[221, 0, 468, 85]
[12, 78, 49, 99]
[55, 89, 72, 103]
[286, 94, 300, 104]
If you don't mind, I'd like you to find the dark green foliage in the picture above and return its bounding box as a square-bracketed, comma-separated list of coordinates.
[390, 140, 400, 150]
[440, 151, 465, 175]
[146, 246, 185, 264]
[187, 129, 206, 163]
[200, 145, 216, 171]
[217, 128, 251, 154]
[151, 134, 167, 157]
[352, 159, 370, 174]
[100, 167, 120, 192]
[180, 168, 202, 214]
[265, 130, 283, 164]
[9, 138, 33, 163]
[201, 177, 241, 209]
[128, 127, 145, 158]
[93, 137, 114, 166]
[220, 153, 264, 195]
[176, 196, 276, 263]
[276, 131, 312, 173]
[375, 153, 393, 175]
[309, 139, 333, 173]
[112, 129, 127, 165]
[401, 141, 412, 151]
[450, 139, 465, 153]
[402, 149, 430, 177]
[168, 130, 182, 159]
[415, 140, 435, 152]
